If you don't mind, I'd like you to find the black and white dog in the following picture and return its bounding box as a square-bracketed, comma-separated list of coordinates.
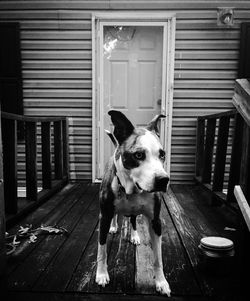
[95, 110, 171, 296]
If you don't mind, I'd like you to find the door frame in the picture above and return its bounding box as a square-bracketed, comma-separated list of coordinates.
[92, 12, 176, 182]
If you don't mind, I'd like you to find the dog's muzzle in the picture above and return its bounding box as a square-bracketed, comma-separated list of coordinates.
[154, 176, 169, 192]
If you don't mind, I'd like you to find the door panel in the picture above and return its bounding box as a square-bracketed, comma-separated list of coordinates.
[138, 61, 156, 109]
[110, 61, 128, 109]
[101, 26, 164, 175]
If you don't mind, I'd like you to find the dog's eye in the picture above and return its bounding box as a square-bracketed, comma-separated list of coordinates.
[159, 150, 165, 160]
[134, 151, 145, 160]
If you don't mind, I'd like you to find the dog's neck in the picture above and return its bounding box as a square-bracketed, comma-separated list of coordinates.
[114, 155, 138, 195]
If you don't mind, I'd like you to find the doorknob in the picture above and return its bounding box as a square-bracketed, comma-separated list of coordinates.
[157, 99, 162, 106]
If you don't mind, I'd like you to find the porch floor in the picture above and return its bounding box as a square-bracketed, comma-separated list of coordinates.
[5, 183, 249, 301]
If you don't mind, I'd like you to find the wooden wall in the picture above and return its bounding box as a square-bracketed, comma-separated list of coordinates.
[0, 1, 250, 183]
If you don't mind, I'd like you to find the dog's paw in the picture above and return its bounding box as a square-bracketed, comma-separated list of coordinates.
[109, 225, 118, 234]
[155, 278, 171, 296]
[130, 230, 140, 245]
[95, 271, 110, 287]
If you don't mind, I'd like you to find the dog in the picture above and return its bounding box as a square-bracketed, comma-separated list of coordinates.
[95, 110, 171, 296]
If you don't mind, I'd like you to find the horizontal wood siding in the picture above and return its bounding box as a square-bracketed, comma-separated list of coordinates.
[1, 1, 249, 183]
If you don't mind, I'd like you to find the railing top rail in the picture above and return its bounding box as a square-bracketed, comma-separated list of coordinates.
[1, 111, 66, 122]
[198, 109, 237, 121]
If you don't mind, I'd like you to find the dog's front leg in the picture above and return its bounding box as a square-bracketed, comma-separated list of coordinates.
[109, 214, 118, 234]
[130, 215, 140, 245]
[148, 217, 171, 296]
[96, 214, 112, 287]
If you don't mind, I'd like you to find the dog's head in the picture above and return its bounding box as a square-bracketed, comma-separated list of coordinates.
[108, 110, 169, 194]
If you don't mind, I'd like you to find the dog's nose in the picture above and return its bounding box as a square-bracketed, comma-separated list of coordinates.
[154, 176, 169, 192]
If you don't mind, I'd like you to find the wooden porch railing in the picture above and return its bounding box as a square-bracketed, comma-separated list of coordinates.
[195, 109, 250, 206]
[1, 112, 69, 228]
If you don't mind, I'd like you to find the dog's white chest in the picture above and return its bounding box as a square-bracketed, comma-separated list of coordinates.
[114, 191, 154, 217]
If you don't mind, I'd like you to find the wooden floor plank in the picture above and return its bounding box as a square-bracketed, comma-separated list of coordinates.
[7, 291, 212, 301]
[163, 188, 214, 296]
[135, 214, 155, 294]
[7, 183, 249, 300]
[133, 192, 201, 296]
[7, 184, 99, 290]
[172, 185, 236, 237]
[103, 216, 136, 294]
[71, 215, 136, 294]
[33, 189, 99, 291]
[161, 192, 201, 296]
[7, 183, 89, 275]
[167, 185, 245, 298]
[8, 183, 76, 233]
[179, 185, 249, 298]
[66, 225, 99, 292]
[186, 185, 239, 235]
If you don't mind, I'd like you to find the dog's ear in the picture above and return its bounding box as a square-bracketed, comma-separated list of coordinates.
[108, 110, 134, 145]
[146, 114, 166, 136]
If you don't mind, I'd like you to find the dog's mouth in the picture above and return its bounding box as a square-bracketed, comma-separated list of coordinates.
[135, 182, 143, 192]
[135, 182, 154, 193]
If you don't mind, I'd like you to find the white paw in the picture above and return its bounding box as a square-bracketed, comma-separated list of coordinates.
[155, 278, 171, 296]
[109, 225, 118, 234]
[130, 230, 140, 245]
[95, 270, 110, 287]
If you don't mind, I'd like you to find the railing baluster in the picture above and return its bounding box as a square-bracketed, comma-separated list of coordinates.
[239, 122, 250, 203]
[227, 113, 244, 202]
[25, 121, 37, 202]
[62, 119, 69, 179]
[212, 116, 230, 192]
[42, 122, 52, 189]
[202, 118, 216, 184]
[54, 120, 63, 179]
[2, 119, 17, 214]
[195, 117, 205, 178]
[195, 109, 250, 206]
[1, 112, 69, 227]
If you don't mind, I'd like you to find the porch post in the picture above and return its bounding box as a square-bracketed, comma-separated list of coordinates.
[0, 108, 6, 278]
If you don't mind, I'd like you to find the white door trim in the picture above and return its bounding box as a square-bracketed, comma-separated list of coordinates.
[92, 12, 176, 182]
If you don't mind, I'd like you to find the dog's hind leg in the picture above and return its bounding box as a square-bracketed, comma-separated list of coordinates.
[109, 214, 118, 234]
[130, 215, 140, 245]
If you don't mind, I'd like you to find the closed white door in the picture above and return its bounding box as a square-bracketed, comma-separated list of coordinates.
[100, 26, 164, 175]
